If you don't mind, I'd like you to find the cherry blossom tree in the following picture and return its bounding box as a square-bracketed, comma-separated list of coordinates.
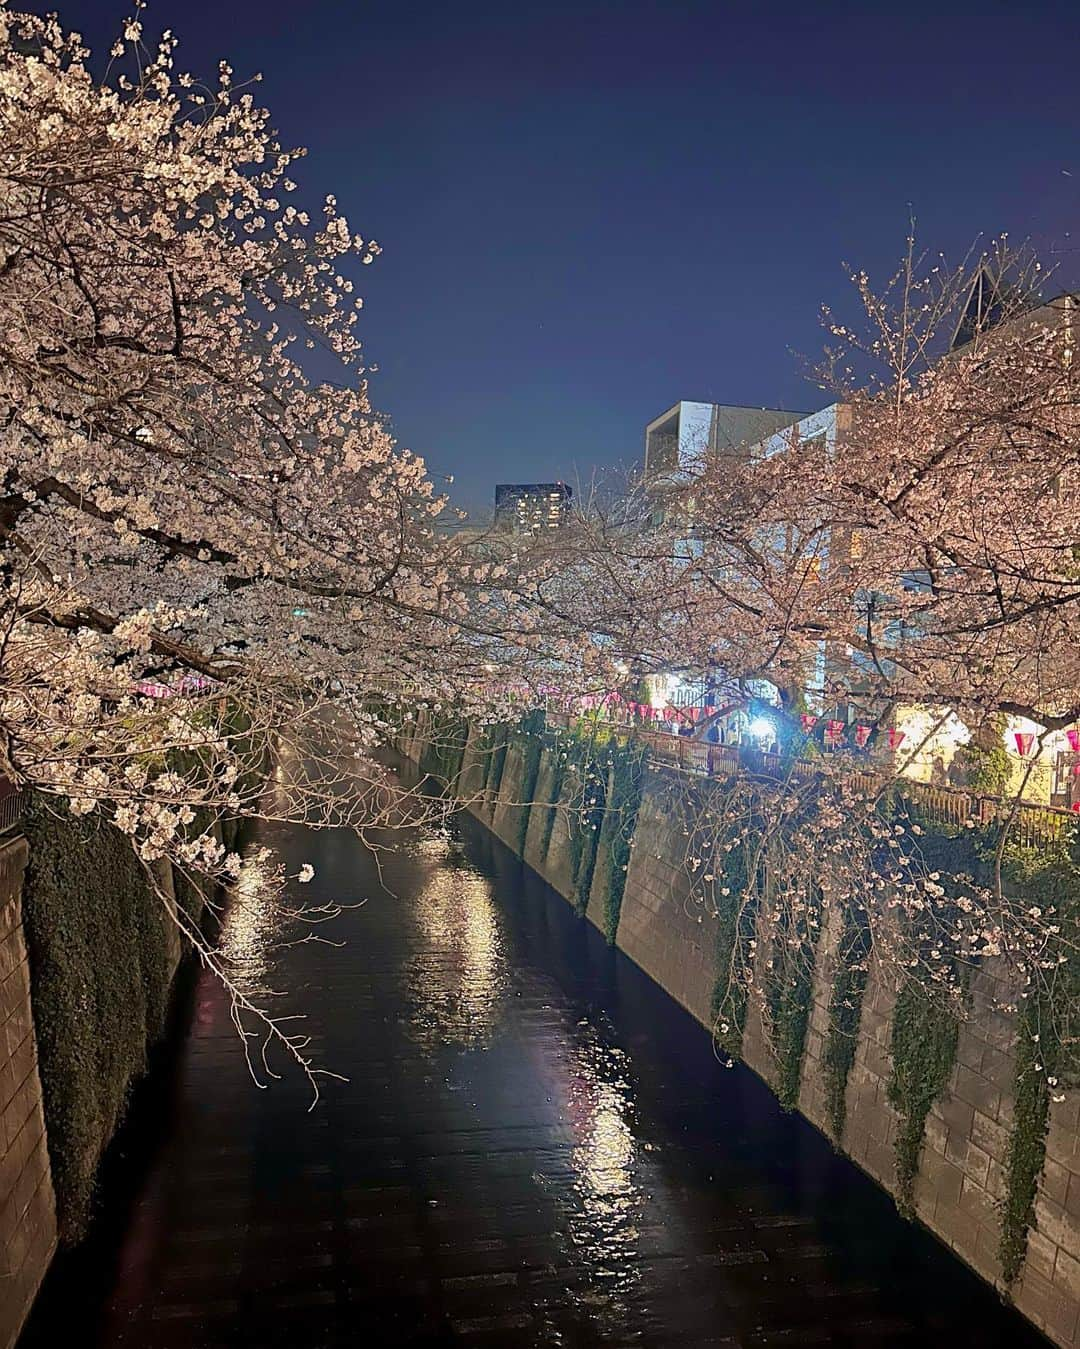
[0, 3, 596, 1092]
[546, 239, 1080, 1097]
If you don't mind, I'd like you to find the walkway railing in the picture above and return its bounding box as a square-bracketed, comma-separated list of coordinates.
[544, 711, 1073, 851]
[0, 776, 23, 837]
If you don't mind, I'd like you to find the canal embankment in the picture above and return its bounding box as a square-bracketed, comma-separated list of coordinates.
[398, 710, 1080, 1348]
[0, 803, 242, 1349]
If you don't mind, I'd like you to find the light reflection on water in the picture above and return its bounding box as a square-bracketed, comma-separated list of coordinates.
[404, 822, 647, 1330]
[216, 851, 281, 988]
[558, 1030, 644, 1325]
[404, 831, 510, 1049]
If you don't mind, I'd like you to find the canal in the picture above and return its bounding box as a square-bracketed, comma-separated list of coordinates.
[21, 773, 1047, 1348]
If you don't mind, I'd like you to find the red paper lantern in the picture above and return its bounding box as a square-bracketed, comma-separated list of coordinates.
[853, 724, 872, 748]
[1014, 731, 1035, 757]
[825, 719, 845, 742]
[887, 728, 906, 751]
[1072, 802, 1080, 814]
[1068, 729, 1080, 755]
[800, 713, 818, 734]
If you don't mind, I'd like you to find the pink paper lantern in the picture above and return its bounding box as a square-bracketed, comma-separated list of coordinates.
[887, 728, 906, 751]
[1013, 731, 1035, 758]
[853, 724, 872, 748]
[800, 713, 818, 734]
[1067, 729, 1080, 755]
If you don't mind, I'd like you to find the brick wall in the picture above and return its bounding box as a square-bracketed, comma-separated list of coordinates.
[0, 835, 56, 1349]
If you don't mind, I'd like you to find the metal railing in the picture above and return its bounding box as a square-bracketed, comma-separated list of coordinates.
[545, 711, 1073, 851]
[0, 777, 23, 836]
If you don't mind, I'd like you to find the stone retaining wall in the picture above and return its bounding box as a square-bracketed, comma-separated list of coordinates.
[0, 836, 54, 1349]
[402, 715, 1080, 1346]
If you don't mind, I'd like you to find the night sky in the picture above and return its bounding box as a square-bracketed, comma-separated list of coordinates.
[47, 0, 1080, 511]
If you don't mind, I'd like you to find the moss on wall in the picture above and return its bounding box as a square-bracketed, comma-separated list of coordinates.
[20, 796, 178, 1243]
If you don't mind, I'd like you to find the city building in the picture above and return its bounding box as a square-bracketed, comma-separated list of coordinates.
[643, 401, 807, 482]
[494, 482, 573, 534]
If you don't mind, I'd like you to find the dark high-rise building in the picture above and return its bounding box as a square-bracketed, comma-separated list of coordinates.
[494, 482, 572, 534]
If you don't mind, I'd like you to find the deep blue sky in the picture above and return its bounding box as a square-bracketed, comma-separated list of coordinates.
[53, 0, 1080, 510]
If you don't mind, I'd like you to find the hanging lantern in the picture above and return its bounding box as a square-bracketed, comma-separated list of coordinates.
[1072, 802, 1080, 814]
[800, 713, 818, 734]
[1067, 729, 1080, 755]
[825, 719, 845, 743]
[887, 728, 906, 751]
[853, 724, 872, 749]
[1013, 731, 1035, 757]
[705, 705, 716, 717]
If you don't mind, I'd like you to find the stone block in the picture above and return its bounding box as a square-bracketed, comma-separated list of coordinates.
[970, 1109, 1010, 1164]
[1035, 1195, 1080, 1263]
[951, 1062, 1002, 1119]
[1018, 1266, 1080, 1348]
[1055, 1246, 1080, 1305]
[957, 1174, 996, 1230]
[1026, 1227, 1060, 1282]
[1044, 1158, 1073, 1210]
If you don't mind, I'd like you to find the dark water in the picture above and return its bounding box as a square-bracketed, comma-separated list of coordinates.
[22, 774, 1047, 1348]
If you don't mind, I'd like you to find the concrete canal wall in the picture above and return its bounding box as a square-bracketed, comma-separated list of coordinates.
[0, 805, 240, 1349]
[400, 714, 1080, 1347]
[0, 835, 54, 1349]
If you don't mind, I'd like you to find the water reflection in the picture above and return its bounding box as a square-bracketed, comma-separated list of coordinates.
[216, 849, 280, 989]
[405, 832, 509, 1048]
[556, 1027, 644, 1324]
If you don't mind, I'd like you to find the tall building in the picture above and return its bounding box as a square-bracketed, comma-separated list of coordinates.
[494, 482, 573, 534]
[644, 401, 807, 482]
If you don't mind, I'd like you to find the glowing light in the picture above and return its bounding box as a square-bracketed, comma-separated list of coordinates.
[748, 716, 774, 739]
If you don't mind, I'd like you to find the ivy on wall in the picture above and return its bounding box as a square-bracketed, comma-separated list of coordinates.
[21, 796, 179, 1242]
[898, 810, 1080, 1276]
[1001, 996, 1053, 1284]
[822, 899, 871, 1141]
[513, 727, 544, 856]
[886, 973, 961, 1216]
[996, 830, 1080, 1284]
[599, 741, 646, 944]
[765, 897, 820, 1112]
[538, 741, 567, 862]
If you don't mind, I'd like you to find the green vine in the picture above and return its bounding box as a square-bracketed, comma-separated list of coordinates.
[570, 751, 607, 917]
[1001, 995, 1054, 1284]
[886, 974, 960, 1216]
[538, 741, 567, 861]
[823, 899, 871, 1141]
[599, 741, 646, 943]
[513, 726, 544, 855]
[764, 886, 820, 1111]
[997, 827, 1080, 1283]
